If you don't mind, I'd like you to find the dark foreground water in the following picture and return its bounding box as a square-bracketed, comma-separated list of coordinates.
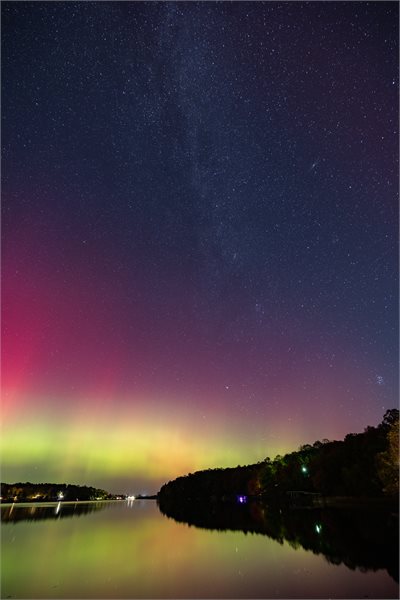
[1, 499, 398, 598]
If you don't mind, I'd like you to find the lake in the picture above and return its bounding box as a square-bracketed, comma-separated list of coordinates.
[1, 499, 398, 598]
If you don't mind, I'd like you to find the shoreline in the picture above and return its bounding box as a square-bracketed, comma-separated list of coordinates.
[0, 499, 127, 508]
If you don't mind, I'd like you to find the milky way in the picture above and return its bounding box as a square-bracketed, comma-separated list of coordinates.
[2, 2, 398, 493]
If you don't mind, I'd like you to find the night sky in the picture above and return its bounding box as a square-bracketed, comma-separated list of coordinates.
[2, 2, 398, 494]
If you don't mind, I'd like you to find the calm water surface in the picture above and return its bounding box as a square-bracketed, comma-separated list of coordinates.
[1, 500, 398, 598]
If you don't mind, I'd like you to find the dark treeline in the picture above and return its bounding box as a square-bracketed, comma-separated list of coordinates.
[0, 482, 115, 502]
[159, 409, 399, 503]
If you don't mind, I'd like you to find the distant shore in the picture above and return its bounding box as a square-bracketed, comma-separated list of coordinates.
[1, 496, 158, 507]
[0, 499, 126, 508]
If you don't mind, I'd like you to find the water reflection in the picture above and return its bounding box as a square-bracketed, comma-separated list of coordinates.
[1, 501, 112, 523]
[158, 497, 399, 583]
[2, 500, 398, 598]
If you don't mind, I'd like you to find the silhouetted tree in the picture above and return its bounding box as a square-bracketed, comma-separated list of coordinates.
[377, 414, 399, 495]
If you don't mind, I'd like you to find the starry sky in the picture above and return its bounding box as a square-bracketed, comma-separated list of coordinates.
[2, 1, 398, 494]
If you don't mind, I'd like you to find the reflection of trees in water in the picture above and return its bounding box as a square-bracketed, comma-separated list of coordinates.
[158, 498, 399, 583]
[1, 502, 112, 523]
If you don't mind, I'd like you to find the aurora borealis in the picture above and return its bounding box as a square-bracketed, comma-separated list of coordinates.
[2, 2, 398, 494]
